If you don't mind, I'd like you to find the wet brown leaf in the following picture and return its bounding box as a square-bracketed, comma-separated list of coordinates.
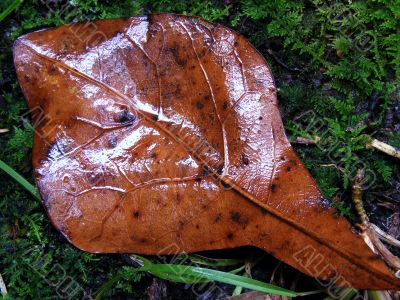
[13, 14, 400, 289]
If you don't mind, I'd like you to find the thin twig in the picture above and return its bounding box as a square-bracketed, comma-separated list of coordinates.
[351, 169, 368, 224]
[367, 139, 400, 160]
[320, 163, 345, 173]
[270, 261, 281, 284]
[266, 49, 301, 72]
[351, 169, 400, 276]
[365, 226, 400, 270]
[289, 136, 320, 145]
[0, 128, 9, 134]
[372, 223, 400, 248]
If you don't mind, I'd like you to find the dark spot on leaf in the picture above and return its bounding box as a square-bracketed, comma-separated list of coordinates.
[216, 165, 224, 175]
[230, 211, 248, 225]
[368, 254, 381, 261]
[202, 165, 211, 177]
[176, 194, 182, 203]
[108, 136, 118, 148]
[116, 109, 136, 123]
[214, 213, 222, 223]
[88, 172, 103, 185]
[220, 181, 231, 189]
[168, 44, 187, 67]
[48, 65, 58, 75]
[227, 233, 234, 240]
[242, 154, 250, 165]
[196, 101, 204, 109]
[178, 220, 185, 229]
[270, 183, 277, 193]
[223, 101, 228, 109]
[133, 210, 140, 218]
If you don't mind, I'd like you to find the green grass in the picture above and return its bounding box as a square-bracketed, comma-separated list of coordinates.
[0, 159, 39, 200]
[0, 0, 399, 298]
[0, 0, 22, 22]
[93, 255, 311, 299]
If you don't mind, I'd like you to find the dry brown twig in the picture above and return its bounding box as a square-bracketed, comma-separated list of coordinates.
[0, 128, 9, 134]
[367, 139, 400, 160]
[291, 135, 400, 161]
[289, 136, 321, 145]
[352, 169, 400, 278]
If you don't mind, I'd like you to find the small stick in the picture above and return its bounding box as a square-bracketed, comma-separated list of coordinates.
[0, 128, 9, 134]
[270, 261, 281, 284]
[290, 136, 320, 145]
[365, 226, 400, 271]
[266, 49, 301, 72]
[367, 138, 400, 160]
[352, 169, 400, 275]
[351, 169, 368, 225]
[371, 223, 400, 248]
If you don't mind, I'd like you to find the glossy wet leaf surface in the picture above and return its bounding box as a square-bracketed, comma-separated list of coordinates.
[13, 14, 399, 289]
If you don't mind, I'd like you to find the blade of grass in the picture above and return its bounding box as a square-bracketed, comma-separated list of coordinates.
[231, 272, 247, 296]
[0, 0, 23, 22]
[93, 273, 123, 300]
[188, 254, 243, 267]
[138, 264, 298, 297]
[297, 290, 323, 296]
[368, 290, 392, 300]
[322, 288, 358, 300]
[94, 256, 300, 299]
[129, 254, 153, 266]
[0, 159, 40, 200]
[231, 285, 243, 296]
[148, 264, 246, 284]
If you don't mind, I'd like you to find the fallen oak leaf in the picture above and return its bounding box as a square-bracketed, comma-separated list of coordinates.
[13, 14, 400, 289]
